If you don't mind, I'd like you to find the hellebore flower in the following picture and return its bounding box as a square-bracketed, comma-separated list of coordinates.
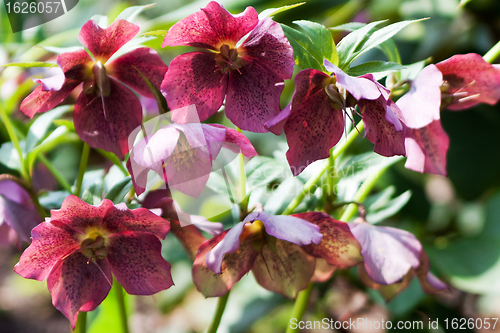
[192, 211, 322, 298]
[272, 59, 405, 175]
[14, 195, 173, 328]
[129, 112, 257, 197]
[161, 1, 294, 132]
[0, 175, 40, 248]
[348, 219, 447, 300]
[20, 19, 168, 159]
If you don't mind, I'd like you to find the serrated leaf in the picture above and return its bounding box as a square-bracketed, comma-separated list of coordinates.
[115, 4, 155, 22]
[293, 20, 338, 67]
[1, 62, 55, 68]
[281, 24, 323, 71]
[104, 177, 132, 204]
[347, 61, 405, 77]
[26, 105, 72, 152]
[258, 3, 305, 19]
[133, 65, 169, 114]
[82, 183, 103, 205]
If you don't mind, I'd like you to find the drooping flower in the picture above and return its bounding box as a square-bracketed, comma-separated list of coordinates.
[129, 109, 257, 197]
[161, 1, 294, 133]
[20, 19, 168, 159]
[14, 195, 173, 328]
[192, 211, 322, 298]
[269, 60, 406, 175]
[348, 219, 447, 300]
[0, 175, 40, 248]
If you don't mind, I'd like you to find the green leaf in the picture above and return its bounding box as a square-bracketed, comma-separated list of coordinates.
[293, 20, 338, 67]
[365, 189, 412, 224]
[264, 177, 305, 214]
[258, 3, 305, 19]
[378, 39, 402, 64]
[104, 177, 132, 204]
[347, 61, 405, 77]
[53, 119, 75, 132]
[40, 46, 83, 54]
[0, 142, 23, 171]
[81, 183, 103, 205]
[329, 22, 367, 31]
[133, 65, 169, 114]
[246, 160, 286, 193]
[26, 105, 72, 152]
[142, 30, 168, 37]
[281, 24, 323, 71]
[115, 4, 155, 22]
[1, 62, 55, 68]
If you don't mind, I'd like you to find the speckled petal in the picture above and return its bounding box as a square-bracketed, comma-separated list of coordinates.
[57, 49, 93, 81]
[14, 221, 79, 281]
[47, 252, 112, 329]
[107, 232, 173, 295]
[404, 120, 449, 176]
[74, 77, 143, 159]
[107, 47, 168, 98]
[209, 124, 258, 157]
[284, 69, 345, 176]
[162, 1, 258, 49]
[50, 195, 111, 232]
[78, 19, 139, 61]
[225, 58, 285, 132]
[324, 60, 381, 100]
[193, 227, 259, 297]
[162, 52, 227, 123]
[349, 222, 422, 285]
[252, 239, 316, 298]
[294, 212, 362, 267]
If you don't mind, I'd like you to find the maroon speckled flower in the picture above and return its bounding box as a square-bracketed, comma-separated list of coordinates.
[161, 1, 294, 132]
[20, 19, 168, 159]
[14, 195, 173, 329]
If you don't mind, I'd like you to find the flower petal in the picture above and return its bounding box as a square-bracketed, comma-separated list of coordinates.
[193, 227, 259, 297]
[244, 211, 322, 246]
[205, 221, 246, 274]
[284, 69, 345, 175]
[264, 103, 290, 135]
[225, 58, 285, 132]
[107, 232, 173, 295]
[14, 221, 79, 281]
[107, 47, 168, 98]
[47, 252, 112, 329]
[162, 52, 227, 123]
[78, 19, 139, 61]
[57, 49, 93, 81]
[162, 1, 258, 49]
[127, 157, 149, 196]
[357, 264, 414, 302]
[49, 195, 111, 232]
[74, 77, 143, 159]
[294, 212, 362, 267]
[415, 252, 448, 293]
[396, 65, 442, 128]
[349, 222, 422, 285]
[436, 53, 500, 110]
[359, 98, 406, 157]
[132, 126, 180, 169]
[0, 195, 40, 245]
[252, 239, 315, 298]
[310, 258, 336, 283]
[404, 120, 449, 176]
[324, 60, 381, 100]
[209, 124, 258, 157]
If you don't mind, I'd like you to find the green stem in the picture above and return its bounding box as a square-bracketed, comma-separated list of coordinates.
[207, 291, 230, 333]
[38, 154, 73, 193]
[282, 121, 364, 215]
[96, 149, 128, 176]
[73, 311, 87, 333]
[236, 127, 248, 214]
[0, 102, 28, 181]
[483, 40, 500, 63]
[285, 283, 314, 333]
[75, 143, 90, 197]
[115, 280, 129, 333]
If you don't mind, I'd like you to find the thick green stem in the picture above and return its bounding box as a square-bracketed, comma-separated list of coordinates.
[114, 280, 129, 333]
[73, 311, 87, 333]
[282, 121, 365, 215]
[38, 154, 73, 193]
[285, 283, 314, 333]
[483, 40, 500, 63]
[207, 291, 230, 333]
[0, 102, 28, 181]
[236, 127, 248, 215]
[75, 143, 90, 197]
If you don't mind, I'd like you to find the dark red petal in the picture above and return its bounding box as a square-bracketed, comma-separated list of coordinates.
[20, 79, 81, 118]
[50, 195, 111, 232]
[57, 49, 93, 81]
[78, 19, 139, 61]
[47, 252, 112, 329]
[404, 120, 449, 176]
[162, 52, 227, 123]
[162, 1, 258, 49]
[208, 124, 258, 157]
[107, 47, 168, 98]
[74, 77, 143, 159]
[107, 232, 173, 295]
[252, 239, 316, 298]
[284, 69, 344, 176]
[294, 212, 363, 267]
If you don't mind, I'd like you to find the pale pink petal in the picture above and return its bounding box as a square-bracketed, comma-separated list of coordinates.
[324, 60, 381, 100]
[106, 232, 173, 295]
[78, 19, 139, 61]
[132, 126, 180, 170]
[206, 221, 246, 274]
[107, 47, 168, 98]
[252, 240, 315, 298]
[127, 157, 149, 196]
[74, 77, 143, 159]
[209, 124, 258, 157]
[162, 52, 227, 123]
[47, 252, 112, 329]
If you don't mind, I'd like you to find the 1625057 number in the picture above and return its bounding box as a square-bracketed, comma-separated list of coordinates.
[5, 2, 61, 14]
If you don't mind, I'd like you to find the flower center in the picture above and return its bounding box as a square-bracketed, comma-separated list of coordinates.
[80, 231, 108, 262]
[165, 133, 205, 172]
[215, 44, 243, 73]
[245, 220, 266, 252]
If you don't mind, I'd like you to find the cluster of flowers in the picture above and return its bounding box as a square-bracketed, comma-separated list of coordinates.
[2, 0, 500, 328]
